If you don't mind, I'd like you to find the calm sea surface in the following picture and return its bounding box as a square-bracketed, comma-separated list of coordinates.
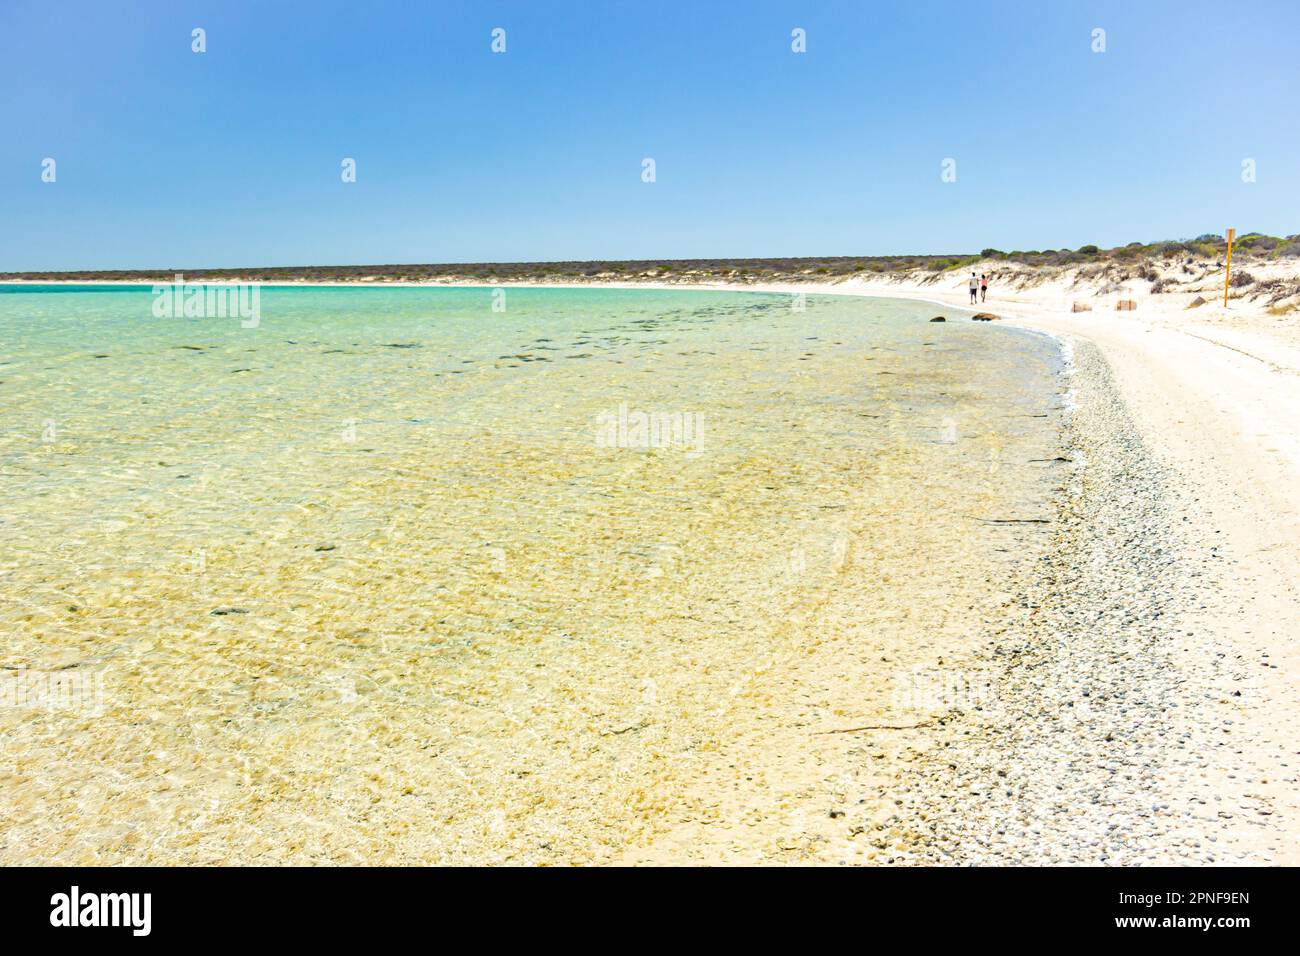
[0, 284, 1065, 863]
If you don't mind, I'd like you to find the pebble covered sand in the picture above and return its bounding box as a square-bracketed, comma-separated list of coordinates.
[619, 337, 1294, 865]
[768, 339, 1291, 865]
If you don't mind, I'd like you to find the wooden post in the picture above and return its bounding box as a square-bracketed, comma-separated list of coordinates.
[1224, 228, 1235, 307]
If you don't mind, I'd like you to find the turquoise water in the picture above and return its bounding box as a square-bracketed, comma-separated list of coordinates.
[0, 284, 1065, 863]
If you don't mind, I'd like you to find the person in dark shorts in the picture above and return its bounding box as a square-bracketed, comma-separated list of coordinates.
[980, 273, 989, 303]
[968, 273, 979, 303]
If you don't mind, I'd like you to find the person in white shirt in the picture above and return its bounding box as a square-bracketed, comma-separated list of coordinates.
[968, 273, 979, 304]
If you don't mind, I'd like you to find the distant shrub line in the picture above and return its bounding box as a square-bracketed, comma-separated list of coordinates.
[5, 232, 1297, 282]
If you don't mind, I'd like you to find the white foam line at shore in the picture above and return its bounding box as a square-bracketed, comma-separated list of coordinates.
[1014, 325, 1079, 413]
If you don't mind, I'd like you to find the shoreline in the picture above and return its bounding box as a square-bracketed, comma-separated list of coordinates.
[537, 275, 1299, 862]
[729, 277, 1298, 862]
[782, 278, 1298, 862]
[885, 338, 1290, 862]
[595, 281, 1298, 862]
[6, 276, 1296, 863]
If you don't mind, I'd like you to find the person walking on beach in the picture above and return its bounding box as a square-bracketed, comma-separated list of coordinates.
[968, 272, 979, 304]
[980, 273, 989, 303]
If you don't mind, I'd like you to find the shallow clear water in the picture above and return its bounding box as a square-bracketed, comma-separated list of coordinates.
[0, 284, 1065, 863]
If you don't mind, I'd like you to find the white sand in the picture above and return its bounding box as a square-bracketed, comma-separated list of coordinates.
[702, 268, 1300, 862]
[472, 264, 1299, 862]
[423, 264, 1300, 862]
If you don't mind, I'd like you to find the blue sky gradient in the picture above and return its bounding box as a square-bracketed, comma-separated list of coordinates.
[2, 0, 1297, 269]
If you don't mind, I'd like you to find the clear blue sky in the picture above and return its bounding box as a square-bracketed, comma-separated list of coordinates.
[2, 0, 1297, 270]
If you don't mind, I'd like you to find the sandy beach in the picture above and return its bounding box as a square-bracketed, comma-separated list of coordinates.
[605, 268, 1300, 863]
[863, 270, 1300, 863]
[2, 268, 1295, 866]
[301, 263, 1300, 864]
[527, 265, 1300, 864]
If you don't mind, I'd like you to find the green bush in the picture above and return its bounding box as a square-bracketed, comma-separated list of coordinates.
[1234, 233, 1281, 254]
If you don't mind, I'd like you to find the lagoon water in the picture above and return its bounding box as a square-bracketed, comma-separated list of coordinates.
[0, 285, 1066, 863]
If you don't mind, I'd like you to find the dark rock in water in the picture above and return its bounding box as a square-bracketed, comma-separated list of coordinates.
[972, 312, 999, 321]
[314, 544, 337, 551]
[930, 316, 945, 322]
[210, 607, 249, 616]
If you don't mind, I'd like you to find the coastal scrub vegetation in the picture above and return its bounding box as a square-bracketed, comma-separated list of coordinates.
[5, 232, 1298, 287]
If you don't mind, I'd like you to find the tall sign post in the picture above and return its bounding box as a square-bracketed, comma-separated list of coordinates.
[1224, 228, 1236, 307]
